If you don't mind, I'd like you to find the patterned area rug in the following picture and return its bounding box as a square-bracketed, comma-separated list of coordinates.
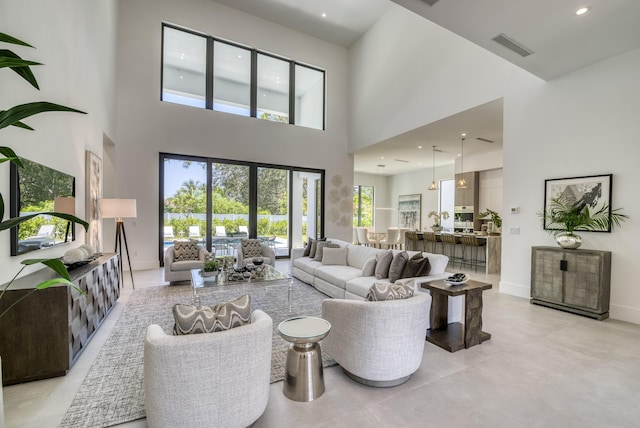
[60, 278, 334, 428]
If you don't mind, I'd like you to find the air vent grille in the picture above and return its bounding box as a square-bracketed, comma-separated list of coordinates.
[421, 0, 440, 5]
[492, 33, 534, 57]
[394, 159, 409, 163]
[476, 137, 495, 143]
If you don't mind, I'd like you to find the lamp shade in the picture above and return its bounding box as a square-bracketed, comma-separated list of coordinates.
[100, 198, 137, 219]
[54, 196, 76, 215]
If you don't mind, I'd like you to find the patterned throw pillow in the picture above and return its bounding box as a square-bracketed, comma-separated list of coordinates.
[173, 294, 251, 335]
[314, 242, 339, 261]
[388, 251, 409, 283]
[365, 283, 414, 301]
[173, 239, 200, 261]
[241, 239, 263, 258]
[401, 253, 432, 278]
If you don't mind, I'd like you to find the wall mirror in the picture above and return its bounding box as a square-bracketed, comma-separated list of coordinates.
[10, 157, 76, 255]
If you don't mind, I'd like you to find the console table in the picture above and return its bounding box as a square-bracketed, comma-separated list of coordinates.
[0, 253, 120, 385]
[421, 279, 492, 352]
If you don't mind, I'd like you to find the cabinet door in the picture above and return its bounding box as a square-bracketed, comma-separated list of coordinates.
[532, 249, 563, 302]
[563, 252, 601, 310]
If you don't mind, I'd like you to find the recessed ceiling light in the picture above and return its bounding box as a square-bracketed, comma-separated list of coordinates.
[380, 156, 385, 160]
[322, 12, 327, 18]
[461, 133, 467, 137]
[418, 145, 422, 149]
[576, 7, 590, 15]
[179, 75, 183, 79]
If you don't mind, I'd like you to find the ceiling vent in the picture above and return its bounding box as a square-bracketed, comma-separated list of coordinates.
[394, 159, 410, 163]
[421, 0, 440, 6]
[476, 137, 495, 143]
[492, 33, 534, 57]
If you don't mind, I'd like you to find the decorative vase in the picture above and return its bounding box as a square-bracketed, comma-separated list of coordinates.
[556, 231, 582, 249]
[431, 226, 443, 232]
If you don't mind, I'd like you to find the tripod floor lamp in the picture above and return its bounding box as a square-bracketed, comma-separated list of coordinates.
[100, 198, 136, 289]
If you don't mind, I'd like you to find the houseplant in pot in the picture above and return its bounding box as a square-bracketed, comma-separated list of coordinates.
[428, 210, 449, 232]
[201, 257, 219, 279]
[539, 195, 628, 249]
[1, 32, 87, 415]
[479, 209, 502, 235]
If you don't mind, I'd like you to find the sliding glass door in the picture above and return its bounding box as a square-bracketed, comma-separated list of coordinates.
[160, 153, 323, 263]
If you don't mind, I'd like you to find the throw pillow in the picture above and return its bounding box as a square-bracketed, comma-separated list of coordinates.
[314, 242, 339, 261]
[361, 257, 377, 277]
[401, 253, 432, 278]
[365, 283, 414, 301]
[321, 247, 348, 266]
[308, 238, 326, 259]
[388, 251, 409, 283]
[173, 239, 200, 261]
[241, 239, 262, 258]
[374, 250, 393, 279]
[173, 294, 251, 335]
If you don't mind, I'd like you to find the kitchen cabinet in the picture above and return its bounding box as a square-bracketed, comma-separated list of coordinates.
[530, 246, 611, 320]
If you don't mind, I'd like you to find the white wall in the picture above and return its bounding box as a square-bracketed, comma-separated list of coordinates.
[478, 168, 503, 216]
[350, 4, 640, 324]
[115, 0, 352, 269]
[0, 0, 118, 284]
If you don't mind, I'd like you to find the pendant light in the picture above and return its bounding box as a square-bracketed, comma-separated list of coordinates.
[456, 133, 467, 189]
[428, 145, 439, 190]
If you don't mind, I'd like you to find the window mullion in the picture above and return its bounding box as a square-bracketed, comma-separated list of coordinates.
[206, 37, 214, 110]
[250, 50, 257, 118]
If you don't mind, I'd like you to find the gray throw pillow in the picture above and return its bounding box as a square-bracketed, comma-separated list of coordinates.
[365, 283, 414, 301]
[388, 251, 409, 283]
[401, 253, 432, 278]
[173, 294, 251, 335]
[362, 257, 377, 277]
[173, 239, 200, 261]
[374, 250, 393, 279]
[314, 242, 339, 261]
[321, 247, 348, 265]
[308, 238, 326, 259]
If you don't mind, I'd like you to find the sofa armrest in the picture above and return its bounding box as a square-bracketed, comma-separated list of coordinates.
[164, 246, 175, 274]
[291, 247, 305, 261]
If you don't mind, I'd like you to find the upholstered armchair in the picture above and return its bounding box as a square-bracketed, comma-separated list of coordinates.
[163, 242, 208, 284]
[144, 310, 273, 428]
[236, 238, 276, 267]
[321, 293, 431, 387]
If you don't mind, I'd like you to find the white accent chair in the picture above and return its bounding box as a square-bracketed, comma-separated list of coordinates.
[163, 244, 208, 284]
[355, 227, 376, 247]
[144, 310, 273, 428]
[236, 240, 276, 267]
[321, 293, 431, 387]
[379, 227, 400, 249]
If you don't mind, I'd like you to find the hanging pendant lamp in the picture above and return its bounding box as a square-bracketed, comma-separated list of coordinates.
[428, 145, 438, 190]
[456, 134, 467, 189]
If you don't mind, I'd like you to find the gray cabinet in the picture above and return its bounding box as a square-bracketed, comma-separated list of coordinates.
[530, 246, 611, 320]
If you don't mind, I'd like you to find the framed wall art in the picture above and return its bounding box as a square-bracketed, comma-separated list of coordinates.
[543, 174, 612, 232]
[398, 194, 422, 230]
[86, 150, 103, 250]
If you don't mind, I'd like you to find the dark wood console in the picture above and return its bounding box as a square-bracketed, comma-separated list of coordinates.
[0, 253, 120, 385]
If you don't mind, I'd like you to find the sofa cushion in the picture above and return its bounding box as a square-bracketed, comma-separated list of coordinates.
[401, 253, 431, 279]
[173, 239, 200, 261]
[374, 250, 393, 279]
[322, 247, 348, 266]
[389, 251, 409, 282]
[308, 238, 326, 259]
[361, 257, 377, 276]
[365, 283, 414, 301]
[346, 244, 381, 270]
[346, 276, 391, 298]
[240, 239, 263, 258]
[173, 294, 251, 335]
[293, 256, 322, 275]
[314, 265, 363, 290]
[314, 241, 340, 261]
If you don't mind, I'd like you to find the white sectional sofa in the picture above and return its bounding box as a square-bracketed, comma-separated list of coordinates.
[291, 238, 452, 300]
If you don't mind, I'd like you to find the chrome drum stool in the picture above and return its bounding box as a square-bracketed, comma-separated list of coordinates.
[278, 317, 331, 402]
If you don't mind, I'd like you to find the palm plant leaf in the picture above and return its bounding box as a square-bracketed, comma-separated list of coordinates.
[0, 146, 24, 166]
[0, 32, 33, 47]
[22, 258, 71, 280]
[0, 49, 40, 89]
[541, 194, 627, 234]
[0, 212, 89, 232]
[0, 102, 86, 130]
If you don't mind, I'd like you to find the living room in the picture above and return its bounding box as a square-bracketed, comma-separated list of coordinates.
[2, 0, 640, 427]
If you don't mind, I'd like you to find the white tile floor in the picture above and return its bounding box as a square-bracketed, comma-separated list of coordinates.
[4, 260, 640, 428]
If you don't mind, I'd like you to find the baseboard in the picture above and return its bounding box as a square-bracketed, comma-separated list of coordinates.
[610, 304, 640, 325]
[499, 280, 530, 298]
[126, 260, 159, 271]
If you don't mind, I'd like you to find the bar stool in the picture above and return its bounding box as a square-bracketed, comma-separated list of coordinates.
[440, 233, 463, 269]
[460, 234, 487, 272]
[422, 231, 441, 254]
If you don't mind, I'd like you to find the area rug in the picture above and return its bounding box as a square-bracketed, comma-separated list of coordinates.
[59, 278, 334, 428]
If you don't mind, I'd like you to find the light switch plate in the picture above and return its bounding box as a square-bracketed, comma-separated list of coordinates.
[510, 227, 520, 234]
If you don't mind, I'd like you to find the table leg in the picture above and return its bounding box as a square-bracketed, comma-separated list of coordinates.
[430, 291, 449, 330]
[464, 288, 489, 348]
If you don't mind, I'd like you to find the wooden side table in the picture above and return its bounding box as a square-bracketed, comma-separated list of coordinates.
[420, 279, 492, 352]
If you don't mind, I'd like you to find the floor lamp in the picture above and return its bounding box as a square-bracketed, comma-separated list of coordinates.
[100, 198, 136, 289]
[53, 196, 75, 242]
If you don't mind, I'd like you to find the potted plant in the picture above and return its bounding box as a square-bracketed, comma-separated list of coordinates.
[479, 209, 502, 235]
[538, 195, 628, 249]
[201, 257, 219, 278]
[428, 210, 449, 232]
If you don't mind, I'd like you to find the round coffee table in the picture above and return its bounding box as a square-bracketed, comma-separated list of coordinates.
[277, 316, 331, 402]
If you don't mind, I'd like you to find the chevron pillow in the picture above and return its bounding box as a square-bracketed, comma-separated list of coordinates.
[172, 294, 251, 335]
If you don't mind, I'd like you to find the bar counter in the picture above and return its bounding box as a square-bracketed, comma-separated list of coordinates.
[405, 232, 501, 274]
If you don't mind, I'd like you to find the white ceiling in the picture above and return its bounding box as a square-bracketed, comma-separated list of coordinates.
[211, 0, 640, 175]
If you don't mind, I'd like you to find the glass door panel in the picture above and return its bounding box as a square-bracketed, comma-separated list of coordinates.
[211, 163, 250, 257]
[258, 167, 289, 257]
